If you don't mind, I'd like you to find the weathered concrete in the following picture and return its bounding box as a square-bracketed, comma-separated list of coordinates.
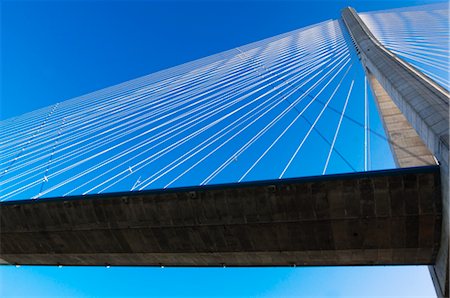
[0, 167, 441, 267]
[368, 73, 437, 168]
[342, 7, 449, 297]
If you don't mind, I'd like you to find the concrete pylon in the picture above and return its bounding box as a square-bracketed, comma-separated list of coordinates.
[341, 7, 449, 297]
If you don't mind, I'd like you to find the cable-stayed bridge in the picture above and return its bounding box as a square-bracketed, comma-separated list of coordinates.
[0, 20, 388, 199]
[1, 3, 448, 297]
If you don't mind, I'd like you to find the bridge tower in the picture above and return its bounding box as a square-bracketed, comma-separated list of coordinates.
[342, 7, 449, 297]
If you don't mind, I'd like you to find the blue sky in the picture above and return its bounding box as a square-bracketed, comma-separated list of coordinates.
[0, 265, 437, 297]
[1, 0, 446, 119]
[0, 0, 444, 297]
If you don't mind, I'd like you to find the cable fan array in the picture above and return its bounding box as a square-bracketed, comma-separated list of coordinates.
[360, 3, 450, 91]
[0, 19, 394, 201]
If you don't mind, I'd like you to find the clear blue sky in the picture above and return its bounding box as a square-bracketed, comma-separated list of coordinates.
[0, 0, 443, 297]
[1, 0, 445, 119]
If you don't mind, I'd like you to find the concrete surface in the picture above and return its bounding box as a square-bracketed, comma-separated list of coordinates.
[0, 167, 441, 267]
[368, 73, 437, 168]
[342, 7, 449, 297]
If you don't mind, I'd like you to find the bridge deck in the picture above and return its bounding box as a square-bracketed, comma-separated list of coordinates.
[0, 166, 441, 267]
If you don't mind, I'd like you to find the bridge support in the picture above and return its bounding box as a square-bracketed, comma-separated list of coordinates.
[342, 7, 449, 297]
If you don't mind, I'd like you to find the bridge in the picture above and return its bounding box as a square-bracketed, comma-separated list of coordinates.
[1, 3, 448, 297]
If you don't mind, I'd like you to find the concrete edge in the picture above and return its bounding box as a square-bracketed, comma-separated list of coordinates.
[0, 165, 440, 206]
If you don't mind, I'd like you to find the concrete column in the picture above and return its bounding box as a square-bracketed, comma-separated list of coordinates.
[367, 73, 437, 168]
[341, 7, 449, 297]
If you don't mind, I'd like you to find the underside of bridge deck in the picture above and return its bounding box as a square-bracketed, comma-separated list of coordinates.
[0, 166, 441, 267]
